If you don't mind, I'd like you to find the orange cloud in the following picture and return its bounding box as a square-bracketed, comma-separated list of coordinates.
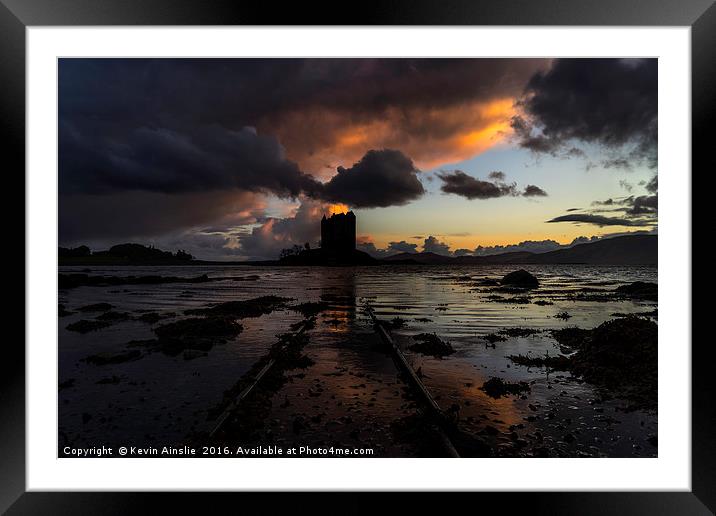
[258, 97, 517, 176]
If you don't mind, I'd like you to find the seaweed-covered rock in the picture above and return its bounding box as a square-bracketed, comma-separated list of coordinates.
[152, 317, 243, 355]
[570, 316, 657, 406]
[500, 269, 539, 289]
[389, 317, 407, 329]
[480, 377, 531, 398]
[550, 327, 591, 349]
[498, 327, 540, 338]
[66, 319, 113, 333]
[615, 281, 658, 301]
[409, 333, 455, 358]
[507, 352, 570, 369]
[185, 296, 290, 318]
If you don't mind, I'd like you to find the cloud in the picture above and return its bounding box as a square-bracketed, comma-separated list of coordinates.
[523, 184, 548, 197]
[60, 58, 549, 177]
[546, 214, 652, 227]
[625, 194, 658, 215]
[236, 199, 324, 260]
[512, 58, 657, 168]
[619, 179, 634, 192]
[422, 236, 452, 256]
[437, 170, 547, 200]
[319, 149, 425, 208]
[60, 123, 321, 198]
[388, 241, 419, 254]
[472, 236, 600, 256]
[356, 237, 389, 258]
[59, 190, 266, 244]
[437, 170, 518, 199]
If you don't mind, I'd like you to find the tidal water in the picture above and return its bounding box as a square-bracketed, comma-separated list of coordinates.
[58, 264, 658, 457]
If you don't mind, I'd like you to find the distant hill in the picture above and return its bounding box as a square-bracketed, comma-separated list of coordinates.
[59, 243, 194, 265]
[382, 235, 656, 265]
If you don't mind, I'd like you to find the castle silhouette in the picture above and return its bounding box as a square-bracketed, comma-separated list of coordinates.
[321, 211, 356, 254]
[279, 210, 374, 265]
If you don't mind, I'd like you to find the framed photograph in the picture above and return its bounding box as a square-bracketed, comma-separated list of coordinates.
[3, 0, 713, 512]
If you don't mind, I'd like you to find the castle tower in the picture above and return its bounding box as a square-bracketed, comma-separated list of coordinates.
[321, 211, 356, 255]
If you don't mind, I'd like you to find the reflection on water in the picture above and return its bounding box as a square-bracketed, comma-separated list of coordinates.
[59, 264, 657, 457]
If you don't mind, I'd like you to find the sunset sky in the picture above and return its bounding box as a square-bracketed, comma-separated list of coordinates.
[59, 58, 658, 260]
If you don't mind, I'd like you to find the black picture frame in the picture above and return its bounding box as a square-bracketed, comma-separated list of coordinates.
[2, 0, 713, 513]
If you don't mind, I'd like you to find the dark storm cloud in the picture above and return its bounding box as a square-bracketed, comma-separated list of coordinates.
[59, 58, 545, 134]
[513, 58, 657, 168]
[546, 214, 652, 227]
[59, 190, 265, 244]
[437, 170, 547, 200]
[60, 123, 321, 197]
[437, 170, 518, 200]
[320, 150, 425, 208]
[625, 194, 658, 215]
[523, 184, 548, 197]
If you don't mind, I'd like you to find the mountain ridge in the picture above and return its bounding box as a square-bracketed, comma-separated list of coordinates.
[383, 234, 656, 265]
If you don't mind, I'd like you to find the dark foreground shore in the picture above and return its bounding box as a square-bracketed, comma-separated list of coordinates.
[58, 265, 657, 458]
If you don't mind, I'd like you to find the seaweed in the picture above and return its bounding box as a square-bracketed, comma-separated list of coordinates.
[507, 352, 570, 369]
[153, 317, 243, 355]
[498, 327, 541, 338]
[483, 333, 507, 344]
[409, 333, 455, 358]
[185, 295, 290, 318]
[66, 319, 113, 333]
[389, 317, 407, 329]
[480, 377, 531, 398]
[77, 303, 113, 313]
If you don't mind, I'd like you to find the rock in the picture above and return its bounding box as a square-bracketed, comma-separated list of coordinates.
[185, 296, 290, 318]
[615, 281, 657, 301]
[500, 269, 539, 289]
[154, 317, 243, 355]
[66, 319, 113, 333]
[409, 333, 455, 358]
[479, 377, 531, 399]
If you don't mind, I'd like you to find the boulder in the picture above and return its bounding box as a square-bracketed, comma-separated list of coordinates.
[500, 269, 539, 289]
